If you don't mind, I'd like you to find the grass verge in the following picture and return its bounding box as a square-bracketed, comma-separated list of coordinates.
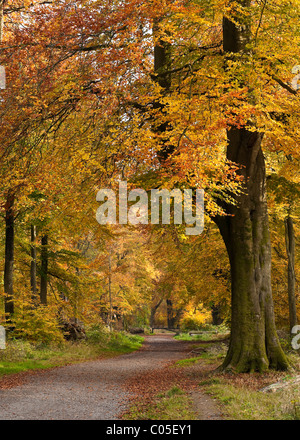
[174, 325, 230, 342]
[203, 377, 300, 420]
[0, 330, 144, 377]
[175, 336, 300, 420]
[125, 386, 197, 420]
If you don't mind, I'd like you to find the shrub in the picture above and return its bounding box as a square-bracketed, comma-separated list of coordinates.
[11, 301, 64, 344]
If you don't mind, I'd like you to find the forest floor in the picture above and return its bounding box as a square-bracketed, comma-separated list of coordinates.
[0, 334, 222, 420]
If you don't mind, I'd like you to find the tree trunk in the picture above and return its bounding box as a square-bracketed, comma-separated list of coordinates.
[40, 234, 48, 305]
[4, 191, 14, 319]
[108, 247, 112, 332]
[216, 129, 288, 372]
[153, 18, 173, 162]
[214, 2, 289, 372]
[166, 299, 182, 329]
[211, 304, 223, 326]
[284, 215, 297, 331]
[30, 224, 37, 303]
[150, 2, 288, 371]
[166, 298, 174, 329]
[0, 0, 4, 44]
[149, 298, 163, 328]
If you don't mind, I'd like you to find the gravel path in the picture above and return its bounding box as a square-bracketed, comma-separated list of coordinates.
[0, 335, 221, 420]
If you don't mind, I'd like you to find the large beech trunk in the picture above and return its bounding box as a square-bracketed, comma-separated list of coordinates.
[216, 128, 288, 372]
[152, 2, 288, 371]
[214, 1, 289, 372]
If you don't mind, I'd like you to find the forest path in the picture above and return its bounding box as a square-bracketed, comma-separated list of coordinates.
[0, 335, 222, 420]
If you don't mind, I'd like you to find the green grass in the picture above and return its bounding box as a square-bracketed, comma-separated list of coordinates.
[176, 342, 227, 368]
[175, 333, 212, 341]
[174, 325, 229, 342]
[125, 386, 197, 420]
[0, 330, 144, 377]
[205, 379, 300, 420]
[174, 339, 300, 420]
[176, 356, 204, 367]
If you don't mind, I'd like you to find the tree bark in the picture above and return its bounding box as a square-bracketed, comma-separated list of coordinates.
[108, 247, 112, 332]
[213, 2, 289, 372]
[149, 298, 163, 328]
[284, 215, 297, 331]
[30, 224, 37, 303]
[40, 234, 48, 305]
[153, 18, 173, 162]
[166, 298, 174, 328]
[216, 130, 288, 372]
[211, 304, 223, 326]
[4, 191, 14, 319]
[0, 0, 4, 44]
[166, 298, 182, 329]
[150, 2, 288, 371]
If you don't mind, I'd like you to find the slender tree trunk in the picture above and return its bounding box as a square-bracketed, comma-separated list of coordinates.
[166, 298, 174, 329]
[212, 304, 223, 326]
[40, 234, 48, 305]
[30, 224, 37, 303]
[2, 10, 12, 321]
[285, 215, 297, 331]
[166, 299, 182, 329]
[108, 247, 112, 332]
[213, 2, 289, 372]
[4, 191, 14, 319]
[150, 298, 163, 328]
[0, 0, 4, 44]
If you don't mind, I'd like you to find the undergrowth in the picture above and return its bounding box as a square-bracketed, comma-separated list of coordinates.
[0, 327, 143, 376]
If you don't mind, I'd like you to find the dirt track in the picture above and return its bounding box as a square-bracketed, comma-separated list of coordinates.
[0, 335, 222, 420]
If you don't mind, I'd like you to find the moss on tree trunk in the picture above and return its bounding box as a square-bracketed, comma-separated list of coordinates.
[216, 128, 289, 373]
